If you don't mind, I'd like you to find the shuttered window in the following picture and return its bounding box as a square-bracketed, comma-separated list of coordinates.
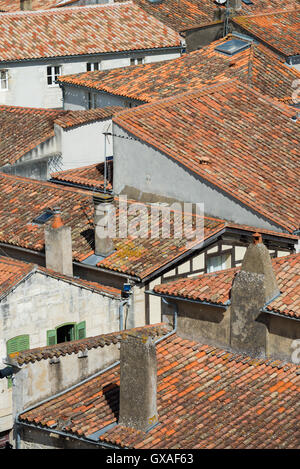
[6, 335, 30, 388]
[47, 330, 57, 346]
[75, 321, 86, 341]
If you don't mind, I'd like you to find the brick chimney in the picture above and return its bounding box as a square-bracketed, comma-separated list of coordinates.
[93, 193, 115, 257]
[230, 233, 280, 357]
[119, 333, 158, 432]
[44, 208, 73, 277]
[20, 0, 32, 10]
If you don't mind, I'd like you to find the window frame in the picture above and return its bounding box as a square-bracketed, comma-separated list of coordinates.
[47, 65, 62, 87]
[87, 91, 97, 109]
[0, 69, 8, 91]
[86, 62, 101, 72]
[130, 57, 145, 66]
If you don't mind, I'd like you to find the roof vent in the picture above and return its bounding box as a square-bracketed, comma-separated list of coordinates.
[215, 39, 251, 56]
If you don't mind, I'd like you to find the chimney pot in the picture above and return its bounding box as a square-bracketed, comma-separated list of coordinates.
[51, 207, 64, 229]
[252, 232, 262, 245]
[119, 333, 158, 432]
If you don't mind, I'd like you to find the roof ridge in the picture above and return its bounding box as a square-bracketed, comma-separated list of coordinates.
[234, 7, 300, 20]
[1, 1, 133, 16]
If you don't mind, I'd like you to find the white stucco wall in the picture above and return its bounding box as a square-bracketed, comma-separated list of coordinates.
[56, 118, 113, 169]
[0, 271, 121, 433]
[0, 50, 180, 109]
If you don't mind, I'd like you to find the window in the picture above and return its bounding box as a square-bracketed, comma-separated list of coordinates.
[87, 91, 97, 109]
[130, 57, 145, 66]
[0, 70, 8, 90]
[32, 209, 54, 225]
[207, 254, 228, 273]
[47, 321, 86, 346]
[47, 65, 61, 86]
[6, 335, 30, 388]
[86, 62, 101, 72]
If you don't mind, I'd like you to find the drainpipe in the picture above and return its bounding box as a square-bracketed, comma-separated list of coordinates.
[154, 297, 178, 345]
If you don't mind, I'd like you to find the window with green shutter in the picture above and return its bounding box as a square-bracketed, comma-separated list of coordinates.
[47, 330, 57, 346]
[6, 335, 30, 388]
[75, 321, 86, 341]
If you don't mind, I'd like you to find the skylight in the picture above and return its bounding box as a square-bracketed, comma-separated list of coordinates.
[32, 209, 54, 225]
[214, 39, 251, 56]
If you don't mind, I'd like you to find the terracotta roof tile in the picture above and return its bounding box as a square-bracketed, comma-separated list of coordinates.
[19, 332, 300, 448]
[0, 173, 226, 280]
[53, 107, 123, 129]
[0, 0, 65, 11]
[154, 253, 300, 319]
[131, 0, 299, 32]
[233, 9, 300, 58]
[113, 80, 300, 233]
[58, 36, 300, 105]
[0, 3, 181, 62]
[0, 254, 121, 300]
[51, 161, 113, 191]
[8, 323, 168, 365]
[0, 105, 122, 166]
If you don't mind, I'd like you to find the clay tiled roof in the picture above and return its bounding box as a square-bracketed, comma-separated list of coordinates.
[19, 332, 300, 448]
[0, 173, 228, 280]
[0, 255, 33, 297]
[113, 80, 300, 233]
[8, 323, 168, 365]
[51, 161, 113, 191]
[131, 0, 299, 32]
[58, 36, 300, 105]
[233, 9, 300, 58]
[0, 106, 64, 166]
[0, 0, 64, 12]
[0, 255, 121, 300]
[154, 253, 300, 319]
[0, 105, 122, 167]
[0, 3, 181, 62]
[53, 107, 123, 129]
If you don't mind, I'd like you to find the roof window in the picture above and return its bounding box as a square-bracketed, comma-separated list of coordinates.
[214, 38, 251, 56]
[32, 209, 54, 225]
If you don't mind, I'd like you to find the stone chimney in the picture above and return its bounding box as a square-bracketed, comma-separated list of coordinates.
[119, 333, 158, 432]
[44, 208, 73, 277]
[230, 232, 280, 357]
[20, 0, 32, 10]
[93, 193, 115, 257]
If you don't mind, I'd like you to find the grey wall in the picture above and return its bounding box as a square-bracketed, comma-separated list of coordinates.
[113, 123, 286, 233]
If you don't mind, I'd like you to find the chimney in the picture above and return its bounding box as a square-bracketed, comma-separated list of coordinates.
[44, 208, 73, 277]
[20, 0, 32, 10]
[119, 333, 158, 432]
[93, 193, 115, 257]
[229, 0, 241, 10]
[230, 233, 280, 357]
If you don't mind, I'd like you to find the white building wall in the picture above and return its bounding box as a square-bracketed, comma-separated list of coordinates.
[0, 271, 121, 433]
[0, 50, 180, 109]
[57, 118, 113, 169]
